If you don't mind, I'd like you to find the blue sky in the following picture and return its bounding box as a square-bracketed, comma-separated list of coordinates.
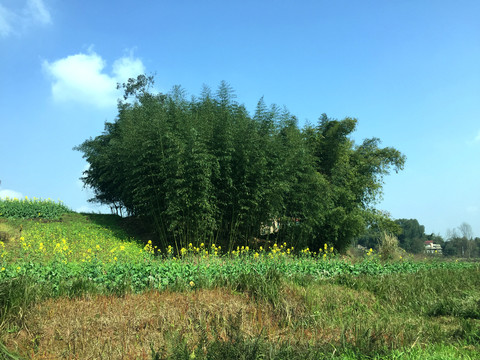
[1, 0, 479, 238]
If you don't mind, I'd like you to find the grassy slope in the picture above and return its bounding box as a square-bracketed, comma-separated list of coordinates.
[0, 214, 479, 359]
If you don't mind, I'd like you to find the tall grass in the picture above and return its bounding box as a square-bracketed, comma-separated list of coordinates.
[377, 232, 402, 260]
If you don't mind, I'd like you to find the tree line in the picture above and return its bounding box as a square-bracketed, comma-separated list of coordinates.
[75, 75, 405, 253]
[359, 218, 480, 257]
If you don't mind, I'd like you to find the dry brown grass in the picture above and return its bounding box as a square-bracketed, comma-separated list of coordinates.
[3, 287, 322, 359]
[3, 276, 471, 359]
[378, 232, 401, 260]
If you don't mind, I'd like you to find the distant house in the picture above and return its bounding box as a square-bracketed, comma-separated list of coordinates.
[425, 240, 442, 254]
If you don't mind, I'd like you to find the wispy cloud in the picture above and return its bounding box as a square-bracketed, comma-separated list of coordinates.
[0, 0, 51, 38]
[43, 49, 146, 108]
[0, 4, 16, 37]
[26, 0, 51, 25]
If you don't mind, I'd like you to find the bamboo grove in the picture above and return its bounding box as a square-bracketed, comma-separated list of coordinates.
[75, 76, 405, 253]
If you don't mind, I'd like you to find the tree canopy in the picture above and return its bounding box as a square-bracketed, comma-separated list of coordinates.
[75, 76, 405, 253]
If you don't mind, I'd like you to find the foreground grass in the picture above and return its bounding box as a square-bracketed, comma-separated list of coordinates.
[0, 213, 479, 359]
[1, 268, 479, 359]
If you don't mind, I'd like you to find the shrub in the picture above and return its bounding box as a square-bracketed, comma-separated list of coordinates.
[378, 232, 401, 261]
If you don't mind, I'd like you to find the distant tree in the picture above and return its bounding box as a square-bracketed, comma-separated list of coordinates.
[444, 223, 477, 258]
[474, 237, 480, 258]
[356, 210, 401, 250]
[458, 223, 476, 258]
[458, 222, 473, 240]
[394, 219, 426, 254]
[444, 236, 468, 257]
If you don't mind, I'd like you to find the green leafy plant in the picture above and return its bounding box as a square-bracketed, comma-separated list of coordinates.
[0, 197, 71, 219]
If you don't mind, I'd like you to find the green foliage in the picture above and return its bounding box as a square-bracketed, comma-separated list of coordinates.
[395, 219, 427, 254]
[332, 267, 480, 318]
[75, 76, 405, 252]
[0, 197, 71, 219]
[234, 267, 283, 306]
[304, 115, 405, 252]
[153, 275, 480, 359]
[444, 224, 479, 258]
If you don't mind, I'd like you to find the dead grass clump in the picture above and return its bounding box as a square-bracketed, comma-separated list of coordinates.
[378, 232, 401, 260]
[3, 289, 286, 359]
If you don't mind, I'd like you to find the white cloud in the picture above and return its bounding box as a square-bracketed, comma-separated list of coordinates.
[0, 189, 24, 200]
[113, 56, 146, 83]
[43, 50, 146, 108]
[0, 0, 51, 38]
[43, 52, 117, 108]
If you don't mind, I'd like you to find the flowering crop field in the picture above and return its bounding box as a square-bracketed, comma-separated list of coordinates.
[1, 206, 479, 359]
[0, 213, 475, 294]
[0, 197, 71, 219]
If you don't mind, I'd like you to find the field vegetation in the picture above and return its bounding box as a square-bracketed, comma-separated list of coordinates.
[1, 80, 478, 358]
[0, 199, 479, 359]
